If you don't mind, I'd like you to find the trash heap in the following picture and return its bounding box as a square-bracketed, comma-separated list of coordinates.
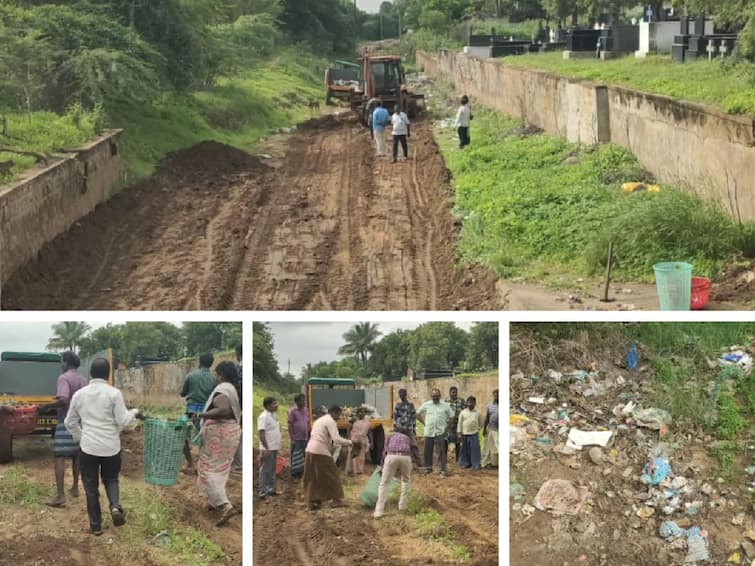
[510, 342, 755, 565]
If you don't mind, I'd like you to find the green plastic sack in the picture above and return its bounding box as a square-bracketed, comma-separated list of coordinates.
[359, 465, 399, 508]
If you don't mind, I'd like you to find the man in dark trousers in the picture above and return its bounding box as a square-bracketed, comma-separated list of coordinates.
[65, 358, 143, 535]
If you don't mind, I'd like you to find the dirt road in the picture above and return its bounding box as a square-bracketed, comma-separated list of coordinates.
[253, 453, 498, 565]
[0, 429, 241, 565]
[2, 114, 498, 310]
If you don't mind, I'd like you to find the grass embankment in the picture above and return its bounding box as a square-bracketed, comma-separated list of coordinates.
[530, 322, 755, 479]
[0, 467, 223, 565]
[1, 51, 323, 183]
[504, 53, 755, 116]
[437, 105, 755, 283]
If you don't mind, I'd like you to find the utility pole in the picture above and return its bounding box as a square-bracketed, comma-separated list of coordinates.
[398, 9, 402, 48]
[380, 11, 384, 40]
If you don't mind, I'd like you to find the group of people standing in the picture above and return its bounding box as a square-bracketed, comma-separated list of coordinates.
[256, 385, 499, 519]
[368, 94, 474, 161]
[0, 346, 244, 536]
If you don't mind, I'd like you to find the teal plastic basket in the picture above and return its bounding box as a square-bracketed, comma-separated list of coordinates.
[143, 418, 189, 486]
[653, 262, 693, 311]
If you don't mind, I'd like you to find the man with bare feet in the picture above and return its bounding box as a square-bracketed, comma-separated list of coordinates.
[40, 351, 88, 508]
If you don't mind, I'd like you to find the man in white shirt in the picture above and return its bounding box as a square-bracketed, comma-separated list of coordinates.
[257, 396, 282, 500]
[65, 358, 143, 536]
[391, 107, 411, 163]
[455, 95, 472, 149]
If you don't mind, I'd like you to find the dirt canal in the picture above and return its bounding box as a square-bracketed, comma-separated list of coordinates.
[2, 114, 498, 310]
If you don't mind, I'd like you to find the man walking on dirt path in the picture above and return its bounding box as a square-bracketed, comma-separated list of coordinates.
[455, 95, 472, 149]
[445, 386, 466, 465]
[65, 357, 144, 536]
[303, 405, 352, 511]
[481, 390, 499, 468]
[257, 396, 281, 501]
[457, 396, 484, 470]
[372, 99, 390, 157]
[393, 388, 422, 467]
[232, 345, 242, 476]
[288, 393, 310, 479]
[180, 353, 216, 474]
[373, 426, 413, 519]
[391, 107, 411, 163]
[417, 389, 454, 478]
[41, 351, 88, 509]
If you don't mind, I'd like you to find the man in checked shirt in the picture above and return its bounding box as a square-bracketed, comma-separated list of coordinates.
[393, 389, 422, 467]
[373, 426, 413, 518]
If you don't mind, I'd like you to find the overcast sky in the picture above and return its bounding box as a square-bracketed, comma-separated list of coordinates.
[0, 322, 111, 352]
[357, 0, 384, 14]
[268, 321, 473, 378]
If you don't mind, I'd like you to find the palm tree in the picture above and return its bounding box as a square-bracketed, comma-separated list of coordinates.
[46, 322, 91, 353]
[338, 322, 382, 365]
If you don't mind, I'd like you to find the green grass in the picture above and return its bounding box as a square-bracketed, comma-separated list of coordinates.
[111, 50, 324, 181]
[406, 494, 471, 561]
[0, 105, 101, 182]
[471, 18, 541, 40]
[2, 50, 323, 184]
[118, 480, 225, 565]
[0, 466, 48, 506]
[438, 106, 755, 282]
[503, 53, 755, 116]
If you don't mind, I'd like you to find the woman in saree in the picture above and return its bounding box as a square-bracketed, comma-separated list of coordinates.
[197, 361, 241, 526]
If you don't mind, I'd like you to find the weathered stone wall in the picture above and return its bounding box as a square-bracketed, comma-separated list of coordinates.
[0, 130, 125, 286]
[115, 353, 237, 407]
[417, 50, 755, 220]
[394, 373, 499, 410]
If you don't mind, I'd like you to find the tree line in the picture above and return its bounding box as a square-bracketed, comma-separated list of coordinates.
[254, 322, 499, 388]
[46, 322, 242, 367]
[0, 0, 381, 119]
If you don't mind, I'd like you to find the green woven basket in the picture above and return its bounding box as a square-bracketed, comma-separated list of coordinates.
[143, 418, 189, 486]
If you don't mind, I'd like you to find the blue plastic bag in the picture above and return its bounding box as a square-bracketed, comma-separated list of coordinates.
[627, 343, 639, 370]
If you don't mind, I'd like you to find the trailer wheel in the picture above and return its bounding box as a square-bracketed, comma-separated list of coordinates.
[0, 431, 12, 464]
[370, 426, 385, 465]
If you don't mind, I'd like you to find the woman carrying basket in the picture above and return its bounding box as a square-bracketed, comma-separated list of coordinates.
[197, 361, 242, 526]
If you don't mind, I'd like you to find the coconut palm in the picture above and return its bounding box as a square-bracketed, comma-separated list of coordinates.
[338, 322, 382, 365]
[46, 322, 91, 353]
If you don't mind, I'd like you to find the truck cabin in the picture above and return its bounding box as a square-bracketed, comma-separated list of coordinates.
[305, 377, 359, 429]
[365, 57, 406, 107]
[0, 350, 114, 434]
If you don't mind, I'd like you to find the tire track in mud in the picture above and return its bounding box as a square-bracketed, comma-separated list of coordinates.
[2, 115, 498, 310]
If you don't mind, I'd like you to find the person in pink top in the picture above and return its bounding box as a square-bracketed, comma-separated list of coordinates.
[39, 351, 89, 508]
[349, 408, 371, 475]
[303, 405, 352, 511]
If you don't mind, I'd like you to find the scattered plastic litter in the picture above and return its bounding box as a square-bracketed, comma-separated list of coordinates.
[566, 428, 613, 450]
[634, 407, 672, 430]
[660, 521, 710, 563]
[622, 182, 660, 193]
[718, 350, 753, 374]
[534, 479, 589, 516]
[528, 396, 545, 404]
[641, 457, 672, 485]
[627, 343, 639, 369]
[511, 483, 525, 501]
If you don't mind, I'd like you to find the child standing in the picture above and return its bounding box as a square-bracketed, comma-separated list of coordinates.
[455, 95, 472, 149]
[349, 408, 371, 475]
[391, 107, 411, 163]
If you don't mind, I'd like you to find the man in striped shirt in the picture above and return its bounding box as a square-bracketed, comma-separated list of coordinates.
[373, 426, 413, 518]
